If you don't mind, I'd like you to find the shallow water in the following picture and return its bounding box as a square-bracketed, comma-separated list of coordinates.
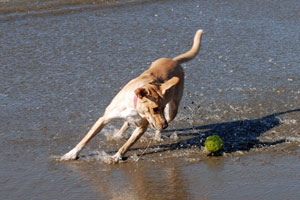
[1, 0, 300, 199]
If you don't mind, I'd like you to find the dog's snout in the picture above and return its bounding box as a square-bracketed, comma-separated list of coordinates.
[162, 122, 168, 129]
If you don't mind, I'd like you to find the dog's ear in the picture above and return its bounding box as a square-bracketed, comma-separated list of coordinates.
[135, 88, 148, 99]
[161, 77, 180, 95]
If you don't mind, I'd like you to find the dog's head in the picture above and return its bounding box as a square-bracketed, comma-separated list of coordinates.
[134, 77, 179, 130]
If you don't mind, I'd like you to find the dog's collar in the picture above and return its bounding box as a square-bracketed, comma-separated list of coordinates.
[134, 87, 142, 108]
[134, 94, 138, 108]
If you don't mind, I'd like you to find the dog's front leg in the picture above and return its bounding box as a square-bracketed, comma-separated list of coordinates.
[61, 116, 111, 161]
[152, 101, 179, 142]
[154, 130, 163, 142]
[112, 121, 148, 161]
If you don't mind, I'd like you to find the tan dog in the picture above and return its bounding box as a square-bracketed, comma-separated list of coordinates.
[61, 30, 203, 162]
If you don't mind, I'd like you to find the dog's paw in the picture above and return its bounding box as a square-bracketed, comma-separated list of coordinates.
[153, 131, 164, 142]
[60, 148, 79, 161]
[110, 152, 122, 164]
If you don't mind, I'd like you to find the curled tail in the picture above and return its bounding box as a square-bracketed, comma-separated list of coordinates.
[173, 30, 203, 64]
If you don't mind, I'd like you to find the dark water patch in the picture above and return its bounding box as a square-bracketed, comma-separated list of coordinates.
[0, 0, 117, 14]
[0, 0, 166, 22]
[124, 109, 299, 160]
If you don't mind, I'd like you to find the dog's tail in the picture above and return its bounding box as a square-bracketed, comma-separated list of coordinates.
[173, 30, 203, 64]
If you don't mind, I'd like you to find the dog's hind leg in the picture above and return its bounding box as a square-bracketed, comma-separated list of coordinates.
[113, 121, 130, 139]
[61, 116, 111, 161]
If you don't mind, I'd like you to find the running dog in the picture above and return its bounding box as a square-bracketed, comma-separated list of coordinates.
[61, 30, 203, 162]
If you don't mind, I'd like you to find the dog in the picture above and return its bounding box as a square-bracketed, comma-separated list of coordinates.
[61, 30, 203, 162]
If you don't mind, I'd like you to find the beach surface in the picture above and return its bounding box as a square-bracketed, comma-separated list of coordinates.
[1, 0, 300, 199]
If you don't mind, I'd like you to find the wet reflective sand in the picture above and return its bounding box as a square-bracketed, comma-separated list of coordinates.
[1, 0, 299, 199]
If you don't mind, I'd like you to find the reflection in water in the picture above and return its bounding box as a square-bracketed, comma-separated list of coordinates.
[65, 161, 193, 200]
[204, 157, 224, 172]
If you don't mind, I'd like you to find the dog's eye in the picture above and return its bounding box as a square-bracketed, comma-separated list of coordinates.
[153, 107, 159, 114]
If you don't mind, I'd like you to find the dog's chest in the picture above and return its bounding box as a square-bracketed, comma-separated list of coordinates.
[121, 108, 144, 125]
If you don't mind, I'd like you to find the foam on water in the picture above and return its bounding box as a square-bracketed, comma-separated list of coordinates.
[170, 132, 179, 141]
[82, 150, 119, 164]
[49, 151, 121, 164]
[285, 137, 300, 143]
[279, 118, 297, 125]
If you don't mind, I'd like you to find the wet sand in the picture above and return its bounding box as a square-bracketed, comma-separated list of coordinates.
[1, 0, 300, 199]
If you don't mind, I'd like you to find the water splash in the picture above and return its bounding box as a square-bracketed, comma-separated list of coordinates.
[83, 151, 118, 164]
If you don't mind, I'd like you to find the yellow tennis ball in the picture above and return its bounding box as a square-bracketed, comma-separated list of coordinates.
[204, 135, 224, 153]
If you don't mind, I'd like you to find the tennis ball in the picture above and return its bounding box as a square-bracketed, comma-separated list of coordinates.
[204, 135, 224, 153]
